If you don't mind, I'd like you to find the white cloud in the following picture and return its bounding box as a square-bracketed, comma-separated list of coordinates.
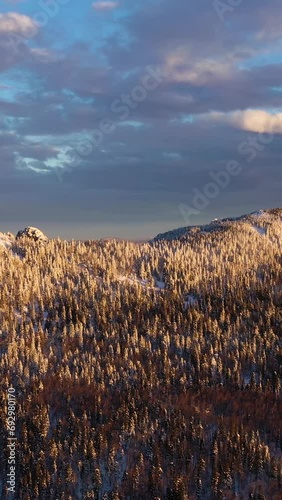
[92, 1, 119, 11]
[203, 109, 282, 134]
[0, 12, 36, 37]
[234, 109, 282, 133]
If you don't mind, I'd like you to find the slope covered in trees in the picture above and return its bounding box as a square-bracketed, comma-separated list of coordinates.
[0, 210, 282, 499]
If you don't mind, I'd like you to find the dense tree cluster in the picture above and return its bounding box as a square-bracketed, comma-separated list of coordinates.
[0, 212, 282, 498]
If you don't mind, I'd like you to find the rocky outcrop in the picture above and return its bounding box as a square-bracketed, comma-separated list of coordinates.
[16, 227, 48, 242]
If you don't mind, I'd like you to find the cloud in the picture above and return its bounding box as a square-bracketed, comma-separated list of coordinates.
[1, 0, 282, 237]
[29, 48, 57, 63]
[0, 12, 38, 71]
[0, 12, 35, 37]
[205, 109, 282, 134]
[92, 1, 119, 11]
[163, 47, 234, 86]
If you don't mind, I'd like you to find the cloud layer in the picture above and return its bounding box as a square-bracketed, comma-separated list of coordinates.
[0, 0, 282, 238]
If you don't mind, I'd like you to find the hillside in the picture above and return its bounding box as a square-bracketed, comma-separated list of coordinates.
[0, 211, 282, 498]
[153, 208, 282, 242]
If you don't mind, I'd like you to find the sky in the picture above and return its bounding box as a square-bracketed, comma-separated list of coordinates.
[0, 0, 282, 239]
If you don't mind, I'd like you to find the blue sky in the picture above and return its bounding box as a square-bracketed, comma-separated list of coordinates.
[0, 0, 282, 239]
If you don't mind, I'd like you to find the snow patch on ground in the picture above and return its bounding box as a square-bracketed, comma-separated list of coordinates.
[118, 274, 165, 293]
[184, 294, 198, 310]
[252, 225, 266, 236]
[156, 280, 165, 289]
[250, 210, 272, 221]
[14, 307, 28, 323]
[251, 210, 265, 217]
[0, 233, 13, 249]
[118, 275, 149, 287]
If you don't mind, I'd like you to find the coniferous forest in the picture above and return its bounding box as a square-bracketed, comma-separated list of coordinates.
[0, 209, 282, 499]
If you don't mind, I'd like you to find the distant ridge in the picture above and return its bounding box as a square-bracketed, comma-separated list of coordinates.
[152, 208, 282, 242]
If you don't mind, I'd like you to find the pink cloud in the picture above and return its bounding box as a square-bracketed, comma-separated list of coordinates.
[0, 12, 35, 37]
[92, 1, 119, 11]
[203, 109, 282, 134]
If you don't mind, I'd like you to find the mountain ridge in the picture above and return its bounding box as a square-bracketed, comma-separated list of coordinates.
[152, 207, 282, 242]
[1, 208, 282, 245]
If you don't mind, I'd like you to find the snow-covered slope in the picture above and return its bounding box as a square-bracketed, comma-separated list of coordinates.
[152, 208, 282, 242]
[0, 232, 14, 249]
